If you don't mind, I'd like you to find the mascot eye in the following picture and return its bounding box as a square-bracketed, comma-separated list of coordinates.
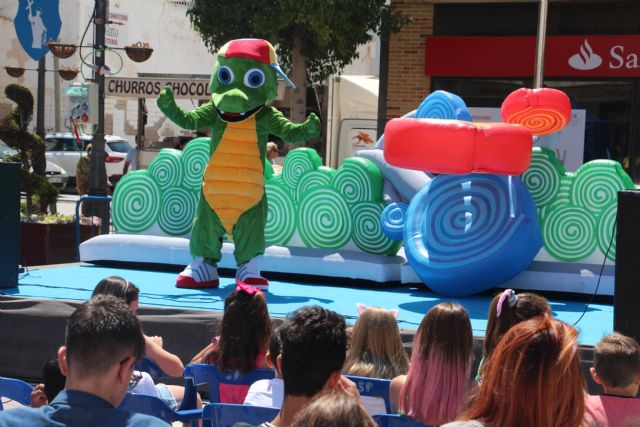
[217, 66, 234, 84]
[244, 69, 265, 88]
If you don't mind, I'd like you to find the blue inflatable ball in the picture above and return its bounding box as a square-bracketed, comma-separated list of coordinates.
[415, 90, 473, 122]
[380, 202, 408, 241]
[404, 174, 542, 296]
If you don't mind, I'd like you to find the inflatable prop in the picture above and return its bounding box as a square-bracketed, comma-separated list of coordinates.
[382, 174, 542, 296]
[522, 147, 634, 261]
[155, 38, 320, 289]
[416, 90, 473, 122]
[384, 119, 533, 175]
[501, 88, 571, 136]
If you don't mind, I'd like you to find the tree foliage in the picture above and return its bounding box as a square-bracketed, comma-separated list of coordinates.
[187, 0, 409, 84]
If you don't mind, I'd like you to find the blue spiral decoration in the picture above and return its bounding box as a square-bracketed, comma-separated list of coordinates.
[405, 174, 542, 296]
[415, 90, 473, 122]
[380, 202, 408, 241]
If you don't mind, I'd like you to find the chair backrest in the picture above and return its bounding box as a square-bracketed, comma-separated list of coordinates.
[345, 375, 392, 414]
[202, 403, 279, 427]
[0, 377, 33, 410]
[182, 363, 275, 409]
[373, 414, 431, 427]
[135, 356, 169, 381]
[119, 392, 202, 426]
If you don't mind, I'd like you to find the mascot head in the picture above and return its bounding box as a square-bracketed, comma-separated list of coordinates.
[210, 39, 294, 122]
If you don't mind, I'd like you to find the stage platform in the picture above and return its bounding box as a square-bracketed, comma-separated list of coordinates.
[0, 262, 612, 391]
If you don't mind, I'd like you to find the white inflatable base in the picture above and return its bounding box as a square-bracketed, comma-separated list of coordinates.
[80, 234, 406, 283]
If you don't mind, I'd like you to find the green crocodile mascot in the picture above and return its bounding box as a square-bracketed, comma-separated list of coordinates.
[157, 38, 320, 290]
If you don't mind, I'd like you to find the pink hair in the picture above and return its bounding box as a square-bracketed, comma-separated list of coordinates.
[399, 303, 473, 425]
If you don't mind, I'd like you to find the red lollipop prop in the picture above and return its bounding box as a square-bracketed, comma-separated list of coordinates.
[501, 88, 571, 136]
[383, 118, 533, 175]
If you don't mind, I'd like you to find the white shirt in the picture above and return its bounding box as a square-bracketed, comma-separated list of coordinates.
[125, 147, 138, 171]
[243, 378, 284, 409]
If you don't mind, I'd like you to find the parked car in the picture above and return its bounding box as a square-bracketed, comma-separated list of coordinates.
[44, 133, 133, 189]
[1, 138, 69, 190]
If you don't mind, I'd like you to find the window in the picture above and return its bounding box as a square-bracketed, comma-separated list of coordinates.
[107, 140, 132, 153]
[45, 137, 83, 152]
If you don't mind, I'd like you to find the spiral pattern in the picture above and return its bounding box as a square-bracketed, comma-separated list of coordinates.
[380, 202, 408, 241]
[571, 160, 633, 215]
[297, 186, 352, 249]
[542, 204, 596, 261]
[416, 90, 472, 121]
[282, 148, 322, 190]
[331, 157, 382, 204]
[350, 202, 401, 255]
[148, 149, 182, 188]
[504, 107, 568, 136]
[407, 175, 525, 269]
[112, 170, 161, 234]
[265, 180, 297, 246]
[597, 201, 617, 261]
[158, 188, 198, 236]
[521, 147, 563, 207]
[180, 137, 210, 191]
[297, 167, 335, 203]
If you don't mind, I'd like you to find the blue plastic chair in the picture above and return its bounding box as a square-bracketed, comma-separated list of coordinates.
[345, 375, 392, 414]
[135, 356, 169, 381]
[181, 363, 276, 411]
[119, 392, 202, 426]
[202, 403, 279, 427]
[0, 377, 33, 410]
[373, 414, 431, 427]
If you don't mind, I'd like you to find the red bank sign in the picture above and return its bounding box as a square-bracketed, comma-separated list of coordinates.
[425, 35, 640, 78]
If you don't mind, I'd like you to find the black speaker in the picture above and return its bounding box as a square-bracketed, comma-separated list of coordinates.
[614, 190, 640, 343]
[0, 163, 21, 288]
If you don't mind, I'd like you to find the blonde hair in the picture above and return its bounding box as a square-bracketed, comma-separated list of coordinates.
[291, 392, 377, 427]
[343, 307, 409, 379]
[266, 141, 278, 154]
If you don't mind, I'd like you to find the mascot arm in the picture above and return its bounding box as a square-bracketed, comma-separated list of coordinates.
[267, 107, 321, 143]
[156, 86, 216, 130]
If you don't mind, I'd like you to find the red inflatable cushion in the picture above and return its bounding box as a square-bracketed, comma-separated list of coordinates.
[501, 88, 571, 136]
[383, 118, 533, 175]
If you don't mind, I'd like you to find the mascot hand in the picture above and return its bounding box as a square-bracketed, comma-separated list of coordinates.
[305, 112, 321, 138]
[157, 86, 176, 110]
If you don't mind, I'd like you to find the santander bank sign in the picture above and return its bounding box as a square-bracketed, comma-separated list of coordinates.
[425, 35, 640, 78]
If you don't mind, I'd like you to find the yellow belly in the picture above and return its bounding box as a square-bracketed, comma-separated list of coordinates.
[203, 116, 264, 236]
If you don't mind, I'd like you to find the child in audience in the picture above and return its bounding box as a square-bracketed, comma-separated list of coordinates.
[478, 289, 550, 381]
[290, 392, 377, 427]
[92, 276, 190, 410]
[443, 315, 585, 427]
[191, 283, 272, 403]
[30, 353, 66, 408]
[390, 302, 474, 426]
[244, 326, 285, 409]
[584, 332, 640, 426]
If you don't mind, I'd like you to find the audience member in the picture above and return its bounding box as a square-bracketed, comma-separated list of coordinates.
[478, 289, 550, 381]
[30, 353, 66, 408]
[289, 392, 377, 427]
[191, 283, 272, 403]
[244, 326, 285, 409]
[93, 276, 189, 410]
[234, 305, 356, 427]
[390, 302, 474, 425]
[443, 316, 585, 427]
[0, 296, 166, 426]
[584, 332, 640, 426]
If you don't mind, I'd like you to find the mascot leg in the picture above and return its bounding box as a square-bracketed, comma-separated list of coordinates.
[233, 195, 269, 290]
[177, 194, 225, 289]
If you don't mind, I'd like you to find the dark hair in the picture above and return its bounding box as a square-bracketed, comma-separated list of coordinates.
[594, 332, 640, 388]
[206, 289, 272, 373]
[42, 353, 65, 402]
[65, 295, 145, 377]
[280, 306, 347, 397]
[92, 276, 139, 306]
[290, 392, 377, 427]
[269, 325, 283, 368]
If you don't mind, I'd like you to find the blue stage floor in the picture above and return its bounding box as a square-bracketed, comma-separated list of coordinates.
[5, 264, 613, 346]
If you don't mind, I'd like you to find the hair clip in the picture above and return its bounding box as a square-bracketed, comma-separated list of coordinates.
[235, 282, 263, 296]
[496, 289, 518, 317]
[356, 302, 400, 319]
